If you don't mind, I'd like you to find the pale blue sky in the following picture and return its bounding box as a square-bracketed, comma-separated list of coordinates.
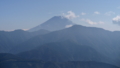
[1, 0, 120, 31]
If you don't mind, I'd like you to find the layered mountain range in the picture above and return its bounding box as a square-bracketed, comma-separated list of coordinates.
[0, 16, 120, 68]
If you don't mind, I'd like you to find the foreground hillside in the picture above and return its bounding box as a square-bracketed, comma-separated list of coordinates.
[0, 53, 119, 68]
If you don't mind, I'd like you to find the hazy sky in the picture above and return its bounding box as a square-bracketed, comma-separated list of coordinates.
[1, 0, 120, 31]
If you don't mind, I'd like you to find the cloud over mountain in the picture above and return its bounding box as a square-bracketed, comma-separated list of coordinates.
[81, 19, 104, 25]
[62, 11, 79, 19]
[81, 19, 97, 25]
[112, 16, 120, 25]
[65, 24, 73, 28]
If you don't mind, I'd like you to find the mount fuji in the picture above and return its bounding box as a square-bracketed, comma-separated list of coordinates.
[28, 16, 75, 32]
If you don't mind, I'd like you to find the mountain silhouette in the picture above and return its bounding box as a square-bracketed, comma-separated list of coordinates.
[28, 16, 75, 32]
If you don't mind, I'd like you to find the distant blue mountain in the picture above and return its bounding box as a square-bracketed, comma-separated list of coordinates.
[28, 16, 75, 32]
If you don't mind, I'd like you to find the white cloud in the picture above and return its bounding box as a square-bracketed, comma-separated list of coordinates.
[62, 11, 79, 19]
[98, 21, 105, 24]
[65, 25, 73, 28]
[94, 11, 100, 15]
[112, 16, 120, 25]
[113, 16, 120, 21]
[81, 19, 104, 25]
[81, 12, 86, 15]
[81, 19, 97, 25]
[105, 11, 115, 16]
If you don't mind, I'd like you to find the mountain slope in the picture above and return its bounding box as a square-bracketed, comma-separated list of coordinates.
[17, 41, 110, 63]
[0, 53, 119, 68]
[11, 25, 120, 64]
[0, 29, 49, 53]
[28, 16, 75, 32]
[1, 61, 119, 68]
[11, 25, 113, 54]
